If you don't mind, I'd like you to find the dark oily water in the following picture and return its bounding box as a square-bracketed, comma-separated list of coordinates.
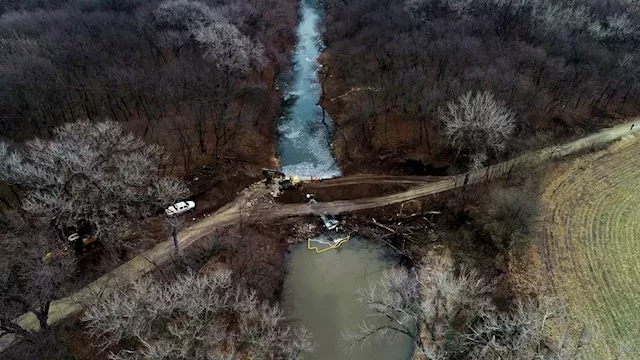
[283, 238, 414, 360]
[277, 0, 340, 178]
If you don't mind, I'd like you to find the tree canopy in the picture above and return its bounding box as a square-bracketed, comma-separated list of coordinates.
[0, 120, 190, 245]
[84, 270, 316, 360]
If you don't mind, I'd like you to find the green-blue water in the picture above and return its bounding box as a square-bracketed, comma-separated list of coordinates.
[277, 0, 340, 179]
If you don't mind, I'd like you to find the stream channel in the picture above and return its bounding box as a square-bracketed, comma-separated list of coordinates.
[278, 1, 413, 359]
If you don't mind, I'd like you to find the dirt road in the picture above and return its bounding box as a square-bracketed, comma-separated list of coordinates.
[305, 174, 443, 187]
[3, 118, 639, 350]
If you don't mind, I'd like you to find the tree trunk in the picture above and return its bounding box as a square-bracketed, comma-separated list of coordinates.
[172, 225, 179, 254]
[36, 301, 51, 331]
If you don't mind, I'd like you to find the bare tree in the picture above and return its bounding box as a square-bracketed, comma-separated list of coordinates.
[326, 0, 640, 175]
[193, 22, 267, 74]
[485, 187, 539, 264]
[0, 121, 190, 352]
[343, 257, 494, 359]
[0, 120, 190, 250]
[405, 0, 475, 17]
[620, 0, 640, 15]
[150, 0, 219, 55]
[589, 13, 639, 42]
[0, 215, 75, 356]
[465, 297, 586, 360]
[0, 233, 68, 329]
[345, 254, 582, 359]
[149, 0, 266, 74]
[84, 269, 315, 360]
[438, 91, 516, 168]
[407, 0, 638, 43]
[416, 261, 495, 359]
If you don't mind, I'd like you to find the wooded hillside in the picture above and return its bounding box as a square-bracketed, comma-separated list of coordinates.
[321, 0, 640, 173]
[0, 0, 298, 174]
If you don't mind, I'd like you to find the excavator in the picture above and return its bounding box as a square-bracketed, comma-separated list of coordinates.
[262, 168, 302, 191]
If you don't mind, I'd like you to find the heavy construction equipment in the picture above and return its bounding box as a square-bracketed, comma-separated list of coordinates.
[279, 175, 302, 191]
[262, 168, 285, 184]
[261, 168, 302, 191]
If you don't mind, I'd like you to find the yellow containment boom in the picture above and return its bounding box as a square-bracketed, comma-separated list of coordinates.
[307, 235, 350, 254]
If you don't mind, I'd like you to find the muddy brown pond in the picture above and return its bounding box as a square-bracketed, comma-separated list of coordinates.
[282, 237, 413, 360]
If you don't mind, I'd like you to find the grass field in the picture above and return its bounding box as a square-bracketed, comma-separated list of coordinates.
[541, 136, 640, 358]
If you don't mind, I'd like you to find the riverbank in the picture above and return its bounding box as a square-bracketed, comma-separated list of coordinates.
[317, 50, 455, 177]
[334, 179, 547, 359]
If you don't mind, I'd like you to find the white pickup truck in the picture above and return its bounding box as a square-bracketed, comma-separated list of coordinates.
[165, 201, 196, 217]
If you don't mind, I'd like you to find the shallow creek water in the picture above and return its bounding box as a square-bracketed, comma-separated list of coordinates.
[277, 0, 340, 179]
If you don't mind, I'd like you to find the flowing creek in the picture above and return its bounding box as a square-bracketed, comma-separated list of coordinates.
[278, 1, 413, 359]
[277, 0, 340, 179]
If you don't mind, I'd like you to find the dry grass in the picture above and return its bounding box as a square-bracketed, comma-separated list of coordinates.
[541, 136, 640, 358]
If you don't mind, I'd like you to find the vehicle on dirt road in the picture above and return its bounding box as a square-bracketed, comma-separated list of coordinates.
[165, 201, 196, 217]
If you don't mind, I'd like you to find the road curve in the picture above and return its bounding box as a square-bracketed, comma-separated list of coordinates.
[3, 118, 639, 350]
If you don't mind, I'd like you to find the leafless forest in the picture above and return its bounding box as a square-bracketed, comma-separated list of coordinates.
[322, 0, 640, 172]
[0, 0, 299, 358]
[0, 0, 297, 174]
[0, 0, 638, 359]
